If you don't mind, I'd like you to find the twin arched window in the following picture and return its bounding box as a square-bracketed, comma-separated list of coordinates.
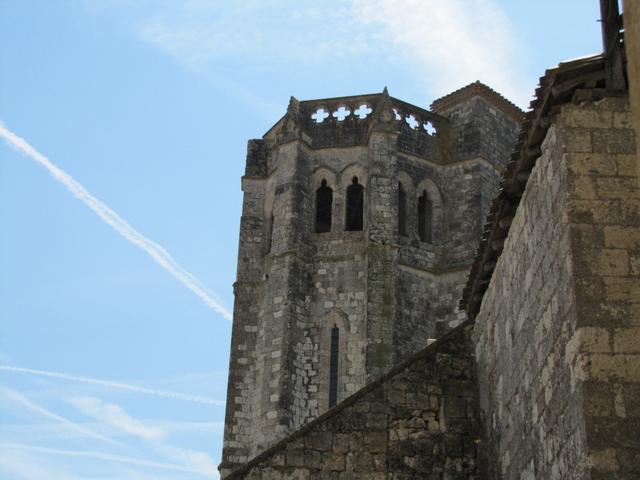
[313, 177, 435, 240]
[314, 176, 364, 233]
[398, 184, 435, 244]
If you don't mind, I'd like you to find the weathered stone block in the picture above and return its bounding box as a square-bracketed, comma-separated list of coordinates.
[616, 154, 639, 176]
[585, 353, 640, 382]
[287, 449, 305, 467]
[305, 432, 331, 452]
[592, 128, 636, 154]
[332, 433, 350, 453]
[613, 327, 640, 353]
[563, 128, 593, 152]
[444, 396, 468, 418]
[363, 431, 387, 453]
[589, 448, 620, 473]
[603, 277, 640, 302]
[565, 108, 613, 129]
[604, 226, 640, 249]
[303, 449, 322, 468]
[567, 152, 618, 177]
[322, 452, 346, 472]
[574, 327, 612, 353]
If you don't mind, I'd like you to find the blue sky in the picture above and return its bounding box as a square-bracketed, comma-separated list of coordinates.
[0, 1, 602, 478]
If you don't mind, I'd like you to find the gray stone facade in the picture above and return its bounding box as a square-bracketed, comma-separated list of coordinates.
[221, 86, 522, 474]
[224, 322, 482, 480]
[473, 96, 639, 479]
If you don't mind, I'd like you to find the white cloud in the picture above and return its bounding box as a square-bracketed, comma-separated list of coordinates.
[0, 444, 216, 477]
[0, 389, 219, 477]
[0, 420, 223, 444]
[123, 1, 368, 119]
[156, 444, 218, 477]
[101, 0, 530, 107]
[0, 449, 82, 480]
[66, 395, 218, 476]
[69, 396, 216, 475]
[68, 396, 166, 441]
[0, 123, 232, 321]
[133, 1, 366, 69]
[151, 419, 224, 435]
[0, 384, 122, 447]
[352, 0, 530, 106]
[0, 365, 225, 406]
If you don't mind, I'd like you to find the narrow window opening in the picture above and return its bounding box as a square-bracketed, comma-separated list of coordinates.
[345, 176, 364, 231]
[418, 191, 433, 243]
[266, 214, 274, 253]
[315, 179, 333, 233]
[398, 183, 407, 236]
[329, 325, 339, 408]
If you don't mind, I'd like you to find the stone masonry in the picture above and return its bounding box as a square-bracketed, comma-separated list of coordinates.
[473, 96, 639, 479]
[224, 322, 482, 480]
[220, 19, 640, 478]
[221, 85, 522, 474]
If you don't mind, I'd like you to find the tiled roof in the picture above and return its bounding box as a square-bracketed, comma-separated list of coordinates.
[461, 54, 611, 319]
[430, 80, 525, 123]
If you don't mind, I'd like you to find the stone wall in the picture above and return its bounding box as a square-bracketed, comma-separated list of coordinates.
[563, 96, 639, 479]
[225, 322, 482, 480]
[473, 96, 639, 479]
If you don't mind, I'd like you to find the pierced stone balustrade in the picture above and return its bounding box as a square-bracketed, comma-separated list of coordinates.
[272, 92, 450, 160]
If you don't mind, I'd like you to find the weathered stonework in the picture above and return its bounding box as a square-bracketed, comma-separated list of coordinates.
[225, 323, 482, 480]
[622, 0, 640, 177]
[473, 97, 639, 479]
[221, 86, 521, 474]
[220, 31, 640, 479]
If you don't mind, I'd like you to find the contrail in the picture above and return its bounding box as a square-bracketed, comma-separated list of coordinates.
[0, 122, 232, 321]
[0, 385, 123, 447]
[0, 366, 225, 406]
[0, 444, 217, 476]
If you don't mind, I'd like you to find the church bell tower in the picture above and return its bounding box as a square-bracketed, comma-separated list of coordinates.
[220, 85, 522, 474]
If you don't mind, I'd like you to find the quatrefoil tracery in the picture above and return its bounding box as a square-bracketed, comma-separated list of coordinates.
[310, 104, 436, 135]
[311, 104, 373, 124]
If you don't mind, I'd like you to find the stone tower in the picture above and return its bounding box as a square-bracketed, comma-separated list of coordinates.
[221, 84, 522, 473]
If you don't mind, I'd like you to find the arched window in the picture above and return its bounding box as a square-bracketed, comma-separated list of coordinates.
[398, 183, 407, 236]
[315, 179, 333, 233]
[266, 214, 274, 253]
[345, 176, 364, 231]
[418, 190, 433, 243]
[329, 325, 339, 408]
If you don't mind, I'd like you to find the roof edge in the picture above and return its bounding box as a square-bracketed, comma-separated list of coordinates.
[460, 54, 614, 319]
[430, 81, 525, 123]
